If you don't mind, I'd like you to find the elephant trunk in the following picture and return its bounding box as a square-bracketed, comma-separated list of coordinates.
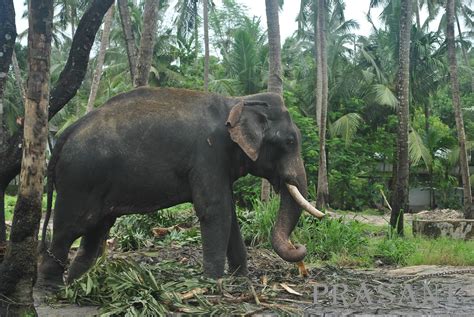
[271, 182, 307, 262]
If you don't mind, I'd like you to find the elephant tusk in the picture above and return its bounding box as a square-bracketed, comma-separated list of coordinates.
[286, 184, 326, 219]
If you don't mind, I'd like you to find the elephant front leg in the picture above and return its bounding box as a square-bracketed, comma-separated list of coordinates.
[195, 201, 232, 278]
[191, 172, 233, 278]
[227, 208, 248, 276]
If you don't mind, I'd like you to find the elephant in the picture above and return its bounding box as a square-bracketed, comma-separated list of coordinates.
[37, 87, 324, 287]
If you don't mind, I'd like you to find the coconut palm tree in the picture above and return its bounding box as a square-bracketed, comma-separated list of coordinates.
[390, 0, 413, 235]
[446, 0, 472, 218]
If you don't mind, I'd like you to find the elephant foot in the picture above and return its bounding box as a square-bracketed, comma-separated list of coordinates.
[228, 264, 249, 277]
[66, 261, 92, 284]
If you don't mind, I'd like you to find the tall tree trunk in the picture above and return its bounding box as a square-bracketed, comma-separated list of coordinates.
[0, 0, 17, 249]
[0, 1, 53, 314]
[135, 0, 159, 87]
[86, 5, 114, 113]
[12, 50, 26, 104]
[261, 0, 283, 202]
[194, 0, 199, 61]
[455, 15, 474, 93]
[316, 0, 329, 209]
[0, 0, 115, 256]
[265, 0, 283, 95]
[70, 3, 77, 37]
[415, 0, 421, 29]
[203, 0, 210, 91]
[390, 0, 412, 235]
[118, 0, 138, 83]
[447, 0, 473, 219]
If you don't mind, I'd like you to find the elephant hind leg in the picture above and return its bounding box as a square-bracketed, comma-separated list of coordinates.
[66, 217, 116, 284]
[37, 228, 81, 289]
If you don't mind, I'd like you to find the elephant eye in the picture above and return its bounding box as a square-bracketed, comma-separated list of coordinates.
[286, 136, 296, 145]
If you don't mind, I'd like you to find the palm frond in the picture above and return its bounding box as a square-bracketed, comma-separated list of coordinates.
[409, 129, 432, 168]
[372, 84, 398, 108]
[329, 113, 363, 146]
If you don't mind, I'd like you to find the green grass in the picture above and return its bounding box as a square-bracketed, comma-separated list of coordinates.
[237, 197, 474, 268]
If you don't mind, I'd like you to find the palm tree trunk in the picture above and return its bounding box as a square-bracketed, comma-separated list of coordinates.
[194, 0, 199, 61]
[86, 5, 114, 113]
[316, 0, 329, 209]
[261, 0, 284, 202]
[203, 0, 210, 91]
[11, 51, 26, 104]
[415, 0, 421, 29]
[135, 0, 159, 87]
[390, 0, 412, 235]
[447, 0, 473, 219]
[70, 3, 77, 36]
[455, 15, 474, 93]
[118, 0, 137, 83]
[0, 1, 53, 314]
[265, 0, 283, 95]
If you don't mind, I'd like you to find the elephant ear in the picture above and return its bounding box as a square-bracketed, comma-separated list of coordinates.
[226, 100, 268, 161]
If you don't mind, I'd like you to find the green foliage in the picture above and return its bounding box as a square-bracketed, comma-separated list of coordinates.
[373, 237, 416, 265]
[295, 217, 369, 263]
[64, 257, 217, 316]
[237, 198, 279, 247]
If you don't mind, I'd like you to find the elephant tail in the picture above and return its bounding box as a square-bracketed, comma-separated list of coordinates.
[39, 169, 54, 253]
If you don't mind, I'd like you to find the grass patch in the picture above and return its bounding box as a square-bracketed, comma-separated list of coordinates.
[405, 237, 474, 266]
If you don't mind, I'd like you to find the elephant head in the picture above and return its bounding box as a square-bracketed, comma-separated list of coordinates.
[226, 93, 325, 263]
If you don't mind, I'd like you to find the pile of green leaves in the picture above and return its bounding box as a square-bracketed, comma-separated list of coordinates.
[63, 257, 217, 315]
[110, 203, 199, 251]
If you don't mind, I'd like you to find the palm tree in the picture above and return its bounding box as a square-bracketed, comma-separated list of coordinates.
[0, 1, 53, 314]
[118, 0, 138, 83]
[86, 4, 114, 113]
[260, 0, 284, 201]
[315, 0, 330, 209]
[390, 0, 413, 235]
[446, 0, 472, 218]
[135, 0, 160, 87]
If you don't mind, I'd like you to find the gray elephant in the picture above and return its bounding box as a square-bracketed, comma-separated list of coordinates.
[37, 87, 324, 287]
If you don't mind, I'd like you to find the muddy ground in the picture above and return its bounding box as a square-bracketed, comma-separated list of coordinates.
[35, 243, 474, 316]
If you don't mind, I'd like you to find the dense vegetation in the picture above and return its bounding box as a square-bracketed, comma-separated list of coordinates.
[0, 0, 473, 314]
[3, 0, 473, 211]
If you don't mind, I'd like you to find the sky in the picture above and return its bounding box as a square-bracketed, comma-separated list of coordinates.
[13, 0, 383, 40]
